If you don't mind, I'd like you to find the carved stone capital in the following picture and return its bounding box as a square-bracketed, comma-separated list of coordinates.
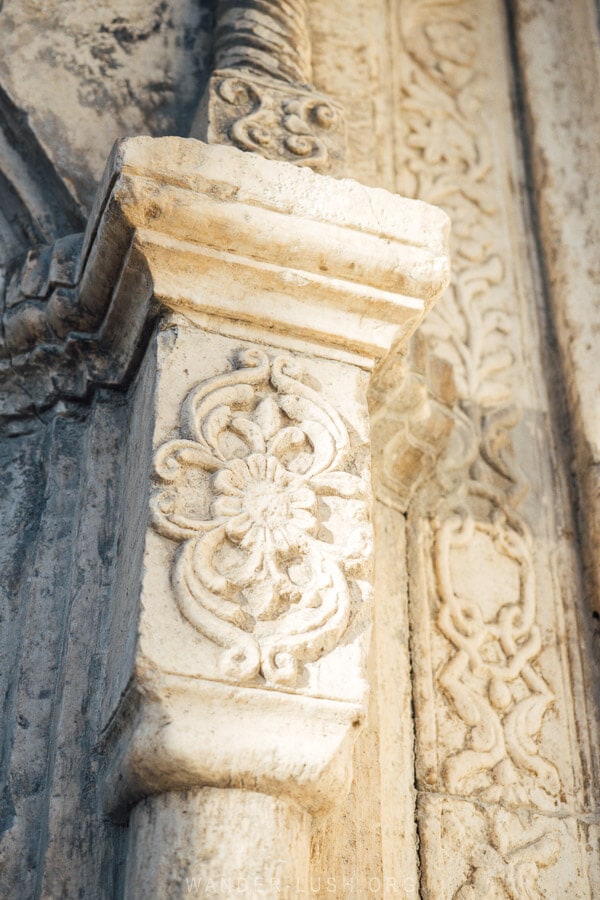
[1, 135, 450, 891]
[193, 69, 346, 174]
[68, 139, 448, 832]
[0, 137, 450, 425]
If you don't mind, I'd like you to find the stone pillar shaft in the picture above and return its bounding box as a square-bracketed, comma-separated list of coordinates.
[125, 789, 310, 899]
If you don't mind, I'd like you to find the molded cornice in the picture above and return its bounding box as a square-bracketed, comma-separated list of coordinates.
[0, 136, 450, 424]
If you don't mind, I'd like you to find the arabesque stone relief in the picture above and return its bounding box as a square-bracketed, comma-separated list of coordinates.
[391, 0, 599, 894]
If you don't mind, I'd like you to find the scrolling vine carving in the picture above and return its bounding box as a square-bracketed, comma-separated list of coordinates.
[452, 806, 561, 899]
[395, 0, 570, 892]
[434, 499, 559, 805]
[151, 350, 369, 688]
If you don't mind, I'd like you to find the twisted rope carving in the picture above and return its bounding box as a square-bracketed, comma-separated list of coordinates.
[214, 0, 312, 85]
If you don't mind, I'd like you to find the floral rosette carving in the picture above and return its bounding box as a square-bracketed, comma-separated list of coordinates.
[151, 350, 369, 688]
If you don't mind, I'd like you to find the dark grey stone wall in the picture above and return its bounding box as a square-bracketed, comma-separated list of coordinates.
[0, 0, 216, 267]
[0, 7, 215, 894]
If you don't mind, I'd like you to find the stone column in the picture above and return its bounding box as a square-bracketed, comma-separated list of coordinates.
[191, 0, 346, 174]
[67, 136, 449, 897]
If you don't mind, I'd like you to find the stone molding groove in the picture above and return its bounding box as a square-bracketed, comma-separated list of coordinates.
[0, 136, 449, 426]
[191, 0, 345, 173]
[392, 0, 600, 896]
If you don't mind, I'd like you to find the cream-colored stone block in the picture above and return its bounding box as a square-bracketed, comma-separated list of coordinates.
[79, 136, 450, 366]
[105, 320, 372, 816]
[89, 138, 450, 837]
[1, 135, 450, 418]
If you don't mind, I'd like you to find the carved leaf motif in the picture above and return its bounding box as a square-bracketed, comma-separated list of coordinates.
[397, 3, 514, 412]
[151, 350, 368, 688]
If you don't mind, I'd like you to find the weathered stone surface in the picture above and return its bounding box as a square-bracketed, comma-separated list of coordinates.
[311, 502, 420, 899]
[194, 68, 346, 174]
[511, 0, 600, 648]
[418, 795, 599, 899]
[0, 396, 133, 898]
[0, 86, 86, 268]
[191, 0, 346, 174]
[2, 1, 600, 895]
[385, 0, 600, 894]
[125, 789, 311, 899]
[213, 0, 312, 85]
[0, 136, 450, 425]
[0, 0, 215, 213]
[41, 135, 450, 892]
[104, 323, 372, 813]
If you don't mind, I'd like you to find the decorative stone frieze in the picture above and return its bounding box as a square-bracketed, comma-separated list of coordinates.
[392, 1, 600, 895]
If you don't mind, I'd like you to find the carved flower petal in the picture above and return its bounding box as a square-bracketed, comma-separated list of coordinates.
[225, 512, 253, 541]
[228, 457, 251, 485]
[310, 471, 367, 498]
[202, 405, 234, 457]
[212, 495, 243, 518]
[288, 486, 316, 510]
[150, 491, 217, 541]
[154, 439, 220, 482]
[276, 524, 308, 552]
[231, 416, 266, 453]
[254, 397, 282, 441]
[246, 453, 267, 479]
[240, 524, 264, 551]
[272, 527, 292, 553]
[299, 422, 337, 476]
[265, 454, 283, 482]
[214, 463, 247, 495]
[290, 509, 318, 532]
[267, 426, 305, 459]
